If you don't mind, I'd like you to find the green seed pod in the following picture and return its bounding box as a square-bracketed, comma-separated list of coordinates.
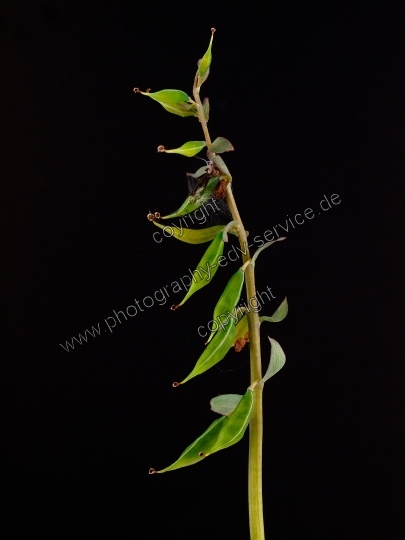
[158, 141, 206, 157]
[205, 266, 246, 344]
[161, 177, 219, 220]
[149, 416, 227, 473]
[197, 28, 215, 86]
[151, 221, 225, 244]
[175, 316, 235, 385]
[210, 390, 253, 453]
[150, 390, 253, 473]
[174, 230, 225, 307]
[133, 88, 197, 117]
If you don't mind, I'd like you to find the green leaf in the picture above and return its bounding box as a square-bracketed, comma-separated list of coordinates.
[202, 97, 210, 122]
[150, 390, 253, 473]
[176, 317, 235, 384]
[161, 177, 219, 219]
[259, 297, 288, 324]
[250, 237, 286, 267]
[205, 267, 245, 344]
[159, 141, 206, 157]
[210, 390, 253, 453]
[209, 137, 234, 154]
[260, 337, 286, 384]
[175, 230, 225, 307]
[151, 220, 225, 244]
[150, 416, 227, 473]
[197, 28, 215, 85]
[210, 394, 243, 416]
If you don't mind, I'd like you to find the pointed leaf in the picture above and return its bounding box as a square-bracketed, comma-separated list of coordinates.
[209, 137, 234, 154]
[150, 416, 227, 473]
[259, 297, 288, 324]
[151, 221, 224, 244]
[260, 337, 286, 384]
[210, 390, 253, 453]
[210, 394, 243, 416]
[250, 237, 286, 267]
[176, 230, 225, 307]
[207, 152, 232, 180]
[206, 267, 245, 344]
[160, 141, 206, 157]
[176, 318, 235, 384]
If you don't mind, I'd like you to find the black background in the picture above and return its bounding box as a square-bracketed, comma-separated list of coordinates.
[1, 1, 404, 538]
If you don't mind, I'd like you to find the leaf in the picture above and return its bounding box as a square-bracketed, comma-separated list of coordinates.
[259, 297, 288, 324]
[197, 28, 215, 85]
[161, 177, 219, 220]
[202, 97, 210, 122]
[159, 141, 206, 157]
[209, 137, 234, 154]
[176, 230, 225, 307]
[210, 390, 253, 453]
[150, 416, 227, 473]
[176, 317, 235, 384]
[260, 337, 286, 384]
[205, 267, 245, 344]
[207, 152, 232, 180]
[151, 221, 225, 244]
[210, 394, 243, 416]
[150, 390, 253, 473]
[250, 237, 286, 267]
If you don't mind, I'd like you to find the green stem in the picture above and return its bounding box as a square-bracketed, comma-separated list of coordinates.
[193, 81, 265, 540]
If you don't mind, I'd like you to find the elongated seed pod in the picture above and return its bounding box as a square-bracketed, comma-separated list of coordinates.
[175, 230, 224, 307]
[205, 267, 245, 344]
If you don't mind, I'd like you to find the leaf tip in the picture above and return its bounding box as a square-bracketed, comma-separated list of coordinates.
[148, 468, 158, 474]
[170, 304, 179, 311]
[157, 145, 165, 153]
[172, 381, 181, 388]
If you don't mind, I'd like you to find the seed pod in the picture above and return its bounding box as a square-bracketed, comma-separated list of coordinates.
[134, 88, 197, 117]
[176, 230, 225, 307]
[197, 28, 215, 86]
[150, 390, 253, 473]
[151, 221, 225, 244]
[149, 416, 227, 473]
[158, 141, 206, 157]
[161, 177, 219, 220]
[205, 266, 246, 344]
[175, 316, 235, 385]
